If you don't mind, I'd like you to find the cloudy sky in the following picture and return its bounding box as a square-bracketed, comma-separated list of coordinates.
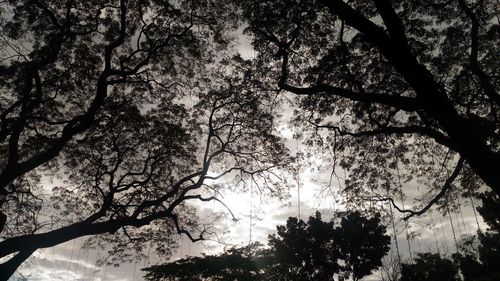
[8, 178, 484, 281]
[8, 124, 485, 281]
[5, 25, 486, 281]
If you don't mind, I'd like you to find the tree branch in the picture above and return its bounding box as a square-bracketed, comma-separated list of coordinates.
[457, 0, 500, 107]
[376, 157, 465, 220]
[279, 83, 421, 112]
[311, 121, 455, 150]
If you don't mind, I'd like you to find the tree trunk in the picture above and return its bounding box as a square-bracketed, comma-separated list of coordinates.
[320, 0, 500, 193]
[0, 250, 35, 281]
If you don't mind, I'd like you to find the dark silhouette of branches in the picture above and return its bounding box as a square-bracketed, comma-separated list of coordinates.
[0, 1, 291, 278]
[240, 0, 499, 215]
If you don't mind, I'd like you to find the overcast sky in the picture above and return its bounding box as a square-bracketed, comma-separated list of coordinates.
[8, 128, 484, 281]
[6, 26, 485, 281]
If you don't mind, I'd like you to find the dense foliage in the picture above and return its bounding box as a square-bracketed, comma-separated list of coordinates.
[453, 192, 500, 281]
[401, 253, 460, 281]
[0, 1, 291, 279]
[240, 0, 499, 214]
[143, 211, 391, 281]
[401, 231, 500, 281]
[144, 242, 268, 281]
[401, 192, 500, 281]
[1, 0, 498, 279]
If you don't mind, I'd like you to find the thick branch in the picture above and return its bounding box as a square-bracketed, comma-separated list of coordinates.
[317, 0, 500, 190]
[312, 122, 455, 150]
[0, 249, 35, 281]
[280, 83, 421, 112]
[373, 0, 409, 46]
[457, 0, 500, 107]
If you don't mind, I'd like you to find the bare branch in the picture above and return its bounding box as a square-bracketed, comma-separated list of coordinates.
[375, 157, 465, 220]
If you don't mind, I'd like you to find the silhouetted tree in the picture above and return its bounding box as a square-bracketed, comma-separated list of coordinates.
[267, 212, 340, 280]
[401, 253, 460, 281]
[333, 211, 391, 281]
[0, 1, 292, 279]
[454, 192, 500, 281]
[144, 242, 268, 281]
[477, 191, 500, 232]
[475, 231, 500, 281]
[454, 233, 500, 281]
[3, 0, 496, 278]
[240, 0, 499, 216]
[143, 211, 390, 281]
[475, 192, 500, 280]
[453, 235, 486, 281]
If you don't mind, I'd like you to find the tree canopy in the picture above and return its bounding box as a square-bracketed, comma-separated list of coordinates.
[400, 192, 500, 281]
[400, 253, 460, 281]
[477, 191, 500, 232]
[453, 192, 500, 281]
[239, 0, 499, 215]
[144, 242, 268, 281]
[143, 211, 391, 281]
[0, 0, 291, 279]
[453, 233, 500, 281]
[403, 230, 500, 281]
[0, 0, 498, 279]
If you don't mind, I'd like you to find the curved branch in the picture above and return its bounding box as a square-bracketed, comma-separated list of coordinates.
[376, 157, 465, 220]
[183, 195, 239, 222]
[168, 213, 206, 243]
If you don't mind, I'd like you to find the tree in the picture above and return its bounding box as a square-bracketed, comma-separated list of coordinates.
[477, 191, 500, 232]
[240, 0, 499, 215]
[333, 211, 392, 281]
[143, 211, 391, 281]
[267, 212, 340, 280]
[454, 192, 500, 281]
[0, 1, 292, 279]
[475, 231, 500, 280]
[476, 192, 500, 280]
[143, 242, 269, 281]
[454, 235, 500, 281]
[380, 252, 401, 281]
[401, 253, 460, 281]
[453, 235, 486, 281]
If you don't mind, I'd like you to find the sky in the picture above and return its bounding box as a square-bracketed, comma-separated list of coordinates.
[8, 174, 485, 281]
[7, 121, 485, 281]
[4, 19, 486, 281]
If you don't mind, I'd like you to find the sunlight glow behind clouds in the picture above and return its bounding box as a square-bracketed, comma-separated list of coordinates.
[7, 20, 486, 281]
